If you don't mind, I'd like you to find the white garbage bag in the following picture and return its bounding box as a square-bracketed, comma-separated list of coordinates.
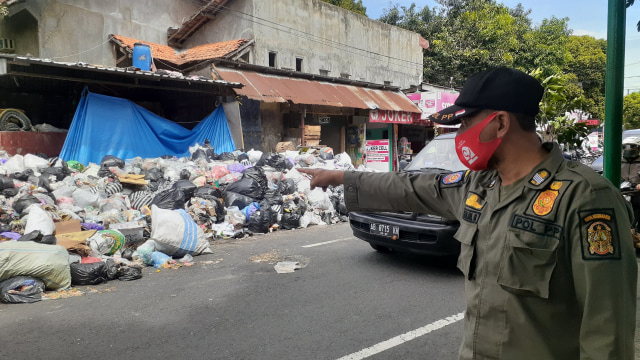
[24, 205, 55, 236]
[150, 205, 212, 256]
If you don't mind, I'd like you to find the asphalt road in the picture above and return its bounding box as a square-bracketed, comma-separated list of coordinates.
[0, 223, 466, 360]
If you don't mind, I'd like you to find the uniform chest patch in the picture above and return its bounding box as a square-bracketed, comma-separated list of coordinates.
[442, 171, 464, 185]
[579, 209, 621, 260]
[532, 181, 562, 216]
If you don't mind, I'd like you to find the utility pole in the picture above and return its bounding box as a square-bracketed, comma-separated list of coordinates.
[602, 0, 626, 186]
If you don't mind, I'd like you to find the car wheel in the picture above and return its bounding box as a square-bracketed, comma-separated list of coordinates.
[370, 243, 393, 253]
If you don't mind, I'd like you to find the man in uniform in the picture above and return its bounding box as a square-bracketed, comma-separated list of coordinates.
[299, 67, 637, 359]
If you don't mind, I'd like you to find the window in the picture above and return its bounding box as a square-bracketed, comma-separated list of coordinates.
[319, 69, 329, 76]
[340, 73, 351, 79]
[268, 52, 277, 67]
[296, 57, 303, 72]
[384, 81, 392, 86]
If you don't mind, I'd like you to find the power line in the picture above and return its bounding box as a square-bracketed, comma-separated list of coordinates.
[215, 4, 424, 70]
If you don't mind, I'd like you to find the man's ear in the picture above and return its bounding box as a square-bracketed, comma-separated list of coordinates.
[495, 111, 511, 139]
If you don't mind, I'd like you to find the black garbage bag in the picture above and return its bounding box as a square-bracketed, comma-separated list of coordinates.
[223, 191, 255, 209]
[337, 201, 348, 216]
[276, 179, 295, 195]
[0, 276, 45, 304]
[242, 166, 268, 189]
[225, 178, 264, 200]
[281, 210, 302, 230]
[191, 149, 207, 161]
[40, 235, 57, 245]
[248, 208, 275, 233]
[121, 247, 135, 261]
[172, 180, 197, 200]
[2, 187, 18, 197]
[105, 259, 119, 281]
[98, 155, 125, 178]
[237, 153, 249, 163]
[180, 169, 191, 180]
[70, 262, 108, 286]
[193, 186, 222, 200]
[117, 265, 143, 281]
[257, 153, 293, 171]
[26, 175, 44, 189]
[9, 169, 34, 181]
[13, 195, 41, 214]
[40, 165, 70, 182]
[212, 198, 226, 223]
[141, 168, 164, 182]
[0, 176, 14, 191]
[219, 152, 236, 161]
[0, 224, 12, 233]
[151, 189, 186, 210]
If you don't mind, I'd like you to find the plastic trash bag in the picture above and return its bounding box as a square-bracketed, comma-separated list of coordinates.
[105, 258, 119, 280]
[223, 191, 255, 209]
[257, 153, 293, 171]
[12, 194, 41, 214]
[151, 189, 186, 210]
[241, 202, 260, 218]
[193, 186, 222, 200]
[98, 155, 125, 178]
[24, 205, 55, 235]
[227, 163, 246, 173]
[225, 178, 264, 200]
[276, 179, 296, 195]
[72, 188, 101, 209]
[0, 176, 14, 191]
[151, 251, 172, 268]
[172, 180, 197, 200]
[0, 276, 45, 304]
[242, 166, 268, 189]
[136, 239, 156, 266]
[219, 152, 236, 161]
[117, 265, 142, 281]
[248, 208, 275, 233]
[281, 210, 302, 230]
[70, 262, 108, 285]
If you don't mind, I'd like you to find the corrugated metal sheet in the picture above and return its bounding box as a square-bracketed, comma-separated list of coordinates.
[217, 68, 421, 113]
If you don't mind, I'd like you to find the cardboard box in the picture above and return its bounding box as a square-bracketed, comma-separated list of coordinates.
[54, 220, 82, 235]
[109, 221, 145, 245]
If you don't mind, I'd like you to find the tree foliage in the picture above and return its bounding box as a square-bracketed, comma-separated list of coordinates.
[321, 0, 367, 16]
[378, 0, 606, 144]
[623, 92, 640, 129]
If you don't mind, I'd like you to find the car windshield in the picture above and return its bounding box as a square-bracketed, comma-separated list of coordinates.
[405, 136, 467, 172]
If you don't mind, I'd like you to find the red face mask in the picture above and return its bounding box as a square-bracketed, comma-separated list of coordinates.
[455, 112, 502, 171]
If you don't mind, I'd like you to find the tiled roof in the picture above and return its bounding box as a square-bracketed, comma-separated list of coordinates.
[109, 35, 249, 67]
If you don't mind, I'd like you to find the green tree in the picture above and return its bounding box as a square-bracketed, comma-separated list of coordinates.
[515, 16, 572, 77]
[623, 92, 640, 129]
[378, 3, 433, 36]
[564, 35, 607, 120]
[321, 0, 367, 16]
[532, 69, 593, 147]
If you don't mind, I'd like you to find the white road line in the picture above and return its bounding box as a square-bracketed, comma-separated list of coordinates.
[335, 312, 465, 360]
[302, 237, 353, 248]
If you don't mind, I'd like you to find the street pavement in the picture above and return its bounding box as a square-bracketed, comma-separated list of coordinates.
[0, 224, 465, 360]
[2, 223, 640, 359]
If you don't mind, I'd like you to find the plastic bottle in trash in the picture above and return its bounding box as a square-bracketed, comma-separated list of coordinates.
[179, 254, 194, 264]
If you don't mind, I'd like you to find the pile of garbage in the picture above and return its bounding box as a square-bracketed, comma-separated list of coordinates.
[0, 144, 355, 304]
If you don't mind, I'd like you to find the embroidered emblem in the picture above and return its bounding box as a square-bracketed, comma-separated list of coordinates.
[532, 181, 563, 216]
[579, 209, 620, 260]
[587, 221, 614, 255]
[465, 193, 485, 210]
[530, 170, 550, 186]
[463, 209, 481, 224]
[442, 171, 464, 185]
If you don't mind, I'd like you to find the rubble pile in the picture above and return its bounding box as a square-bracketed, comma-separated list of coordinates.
[0, 144, 356, 304]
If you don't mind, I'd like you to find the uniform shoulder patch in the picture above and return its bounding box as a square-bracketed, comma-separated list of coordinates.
[579, 209, 621, 260]
[442, 171, 465, 185]
[465, 192, 485, 210]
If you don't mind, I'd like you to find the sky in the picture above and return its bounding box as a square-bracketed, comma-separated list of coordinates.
[360, 0, 640, 93]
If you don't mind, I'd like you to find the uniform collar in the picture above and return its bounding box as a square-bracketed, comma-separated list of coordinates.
[524, 142, 565, 190]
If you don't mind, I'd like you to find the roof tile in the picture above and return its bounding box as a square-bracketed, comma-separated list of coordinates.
[110, 35, 248, 67]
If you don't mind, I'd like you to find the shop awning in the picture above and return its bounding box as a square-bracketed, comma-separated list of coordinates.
[216, 67, 421, 114]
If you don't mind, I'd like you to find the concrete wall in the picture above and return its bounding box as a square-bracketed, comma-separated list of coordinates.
[4, 0, 196, 65]
[188, 0, 423, 90]
[260, 102, 283, 152]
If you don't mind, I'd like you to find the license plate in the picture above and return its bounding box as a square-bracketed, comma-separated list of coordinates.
[370, 223, 400, 237]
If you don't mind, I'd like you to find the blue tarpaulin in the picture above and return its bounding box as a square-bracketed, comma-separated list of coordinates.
[60, 90, 236, 165]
